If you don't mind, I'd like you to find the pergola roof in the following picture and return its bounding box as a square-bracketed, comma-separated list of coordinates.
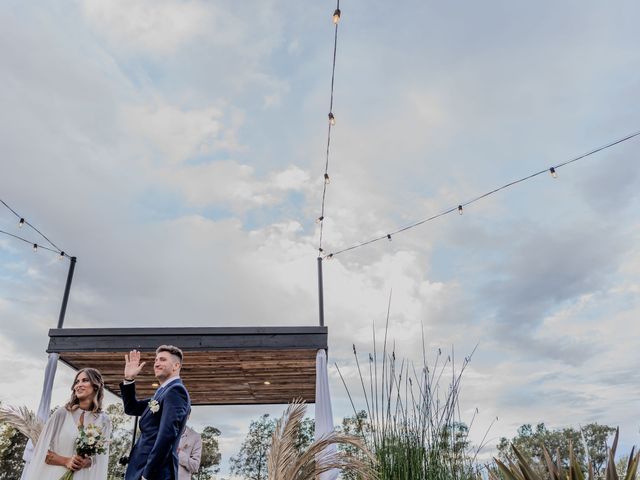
[47, 327, 327, 405]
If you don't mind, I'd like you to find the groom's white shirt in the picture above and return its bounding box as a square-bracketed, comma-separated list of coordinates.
[159, 374, 180, 388]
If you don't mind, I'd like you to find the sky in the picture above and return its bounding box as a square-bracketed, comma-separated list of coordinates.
[1, 0, 640, 476]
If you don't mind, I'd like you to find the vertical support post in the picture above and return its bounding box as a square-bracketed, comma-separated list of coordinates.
[57, 256, 76, 329]
[317, 257, 325, 327]
[21, 255, 77, 479]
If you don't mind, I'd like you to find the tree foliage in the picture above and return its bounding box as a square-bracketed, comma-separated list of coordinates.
[105, 403, 135, 480]
[0, 424, 27, 480]
[230, 413, 315, 480]
[196, 426, 222, 480]
[497, 422, 616, 478]
[339, 410, 371, 480]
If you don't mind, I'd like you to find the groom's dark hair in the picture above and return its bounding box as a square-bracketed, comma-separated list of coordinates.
[156, 344, 184, 363]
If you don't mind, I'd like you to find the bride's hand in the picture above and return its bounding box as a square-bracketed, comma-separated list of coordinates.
[45, 451, 77, 469]
[79, 455, 92, 469]
[65, 455, 84, 471]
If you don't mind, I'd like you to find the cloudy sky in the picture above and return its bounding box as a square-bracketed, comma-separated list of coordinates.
[1, 0, 640, 475]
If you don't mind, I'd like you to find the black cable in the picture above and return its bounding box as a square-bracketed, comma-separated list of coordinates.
[0, 229, 63, 255]
[0, 198, 63, 252]
[317, 0, 341, 254]
[325, 129, 640, 258]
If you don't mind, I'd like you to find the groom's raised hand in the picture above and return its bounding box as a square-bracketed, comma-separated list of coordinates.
[124, 349, 146, 380]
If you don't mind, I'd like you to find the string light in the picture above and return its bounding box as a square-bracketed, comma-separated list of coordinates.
[316, 0, 342, 255]
[0, 229, 66, 257]
[549, 167, 557, 178]
[322, 129, 640, 259]
[1, 198, 66, 254]
[1, 199, 72, 261]
[316, 216, 324, 224]
[332, 8, 341, 24]
[387, 234, 392, 241]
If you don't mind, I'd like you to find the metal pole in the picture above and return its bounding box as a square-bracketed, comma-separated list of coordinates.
[57, 256, 77, 329]
[317, 257, 325, 327]
[21, 257, 77, 477]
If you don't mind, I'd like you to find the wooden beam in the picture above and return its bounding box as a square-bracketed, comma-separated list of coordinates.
[50, 327, 326, 405]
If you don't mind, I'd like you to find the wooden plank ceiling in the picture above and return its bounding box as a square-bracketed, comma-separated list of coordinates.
[48, 327, 326, 405]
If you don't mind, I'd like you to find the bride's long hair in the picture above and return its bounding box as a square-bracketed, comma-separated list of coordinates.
[65, 368, 105, 413]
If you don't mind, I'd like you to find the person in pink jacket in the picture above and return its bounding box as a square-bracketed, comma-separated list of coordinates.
[177, 423, 202, 480]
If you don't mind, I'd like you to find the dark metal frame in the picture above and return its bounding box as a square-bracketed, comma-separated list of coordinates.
[48, 326, 328, 353]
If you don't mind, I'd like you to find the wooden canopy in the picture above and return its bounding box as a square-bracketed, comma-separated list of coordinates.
[47, 327, 327, 405]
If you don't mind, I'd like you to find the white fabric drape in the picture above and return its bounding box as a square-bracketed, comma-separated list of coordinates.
[20, 353, 59, 479]
[314, 349, 339, 480]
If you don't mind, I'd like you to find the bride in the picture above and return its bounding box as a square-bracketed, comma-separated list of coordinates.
[24, 368, 112, 480]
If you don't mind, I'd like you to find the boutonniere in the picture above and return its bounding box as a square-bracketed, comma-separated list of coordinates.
[148, 399, 160, 413]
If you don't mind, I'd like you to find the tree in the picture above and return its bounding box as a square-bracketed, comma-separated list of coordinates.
[497, 422, 615, 478]
[105, 403, 136, 480]
[230, 414, 315, 480]
[196, 426, 222, 480]
[0, 425, 27, 480]
[230, 414, 274, 480]
[338, 410, 371, 480]
[582, 423, 616, 475]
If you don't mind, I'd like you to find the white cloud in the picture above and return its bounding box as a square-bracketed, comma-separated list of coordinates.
[122, 101, 227, 164]
[81, 0, 213, 55]
[2, 0, 640, 475]
[158, 162, 310, 210]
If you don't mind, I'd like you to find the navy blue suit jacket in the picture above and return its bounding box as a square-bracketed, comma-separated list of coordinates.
[120, 378, 191, 480]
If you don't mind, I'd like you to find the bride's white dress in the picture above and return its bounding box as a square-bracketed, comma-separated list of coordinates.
[23, 407, 111, 480]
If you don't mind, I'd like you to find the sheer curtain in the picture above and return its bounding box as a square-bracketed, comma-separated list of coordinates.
[314, 349, 339, 480]
[20, 353, 59, 480]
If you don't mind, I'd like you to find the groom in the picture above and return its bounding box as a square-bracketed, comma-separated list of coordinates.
[121, 345, 191, 480]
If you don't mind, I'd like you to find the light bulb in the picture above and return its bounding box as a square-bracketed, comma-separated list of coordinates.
[549, 167, 557, 178]
[18, 218, 25, 228]
[326, 253, 334, 260]
[59, 251, 65, 260]
[316, 216, 324, 224]
[328, 112, 335, 125]
[387, 234, 392, 241]
[332, 8, 341, 24]
[458, 205, 463, 215]
[263, 381, 271, 385]
[324, 173, 330, 184]
[33, 243, 38, 252]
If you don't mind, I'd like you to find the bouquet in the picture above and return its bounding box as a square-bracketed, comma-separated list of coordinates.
[59, 423, 108, 479]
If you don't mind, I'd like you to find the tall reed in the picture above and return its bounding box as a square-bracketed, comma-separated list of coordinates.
[337, 299, 481, 480]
